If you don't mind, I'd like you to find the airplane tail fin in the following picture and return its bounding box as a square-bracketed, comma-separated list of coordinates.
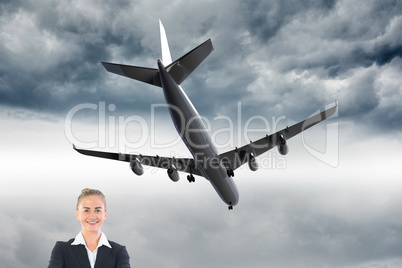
[101, 20, 214, 87]
[159, 19, 173, 66]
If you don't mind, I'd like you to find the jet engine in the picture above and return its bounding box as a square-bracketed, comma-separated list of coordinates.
[248, 153, 258, 171]
[130, 158, 144, 176]
[167, 166, 180, 182]
[277, 134, 289, 155]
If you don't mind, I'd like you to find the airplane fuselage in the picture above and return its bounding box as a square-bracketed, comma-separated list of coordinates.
[157, 60, 239, 207]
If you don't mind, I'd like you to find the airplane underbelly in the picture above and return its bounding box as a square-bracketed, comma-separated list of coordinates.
[199, 161, 239, 206]
[184, 121, 239, 206]
[159, 71, 239, 206]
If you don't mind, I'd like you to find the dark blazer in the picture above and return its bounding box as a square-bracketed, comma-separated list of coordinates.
[48, 238, 131, 268]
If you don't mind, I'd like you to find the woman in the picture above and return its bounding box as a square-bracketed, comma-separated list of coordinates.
[48, 188, 131, 268]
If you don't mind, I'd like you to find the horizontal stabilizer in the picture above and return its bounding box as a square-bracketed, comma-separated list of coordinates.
[102, 62, 162, 87]
[166, 39, 214, 85]
[102, 39, 213, 87]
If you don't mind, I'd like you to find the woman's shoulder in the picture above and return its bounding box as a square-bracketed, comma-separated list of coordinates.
[59, 238, 75, 243]
[108, 240, 126, 249]
[107, 240, 130, 261]
[53, 239, 75, 247]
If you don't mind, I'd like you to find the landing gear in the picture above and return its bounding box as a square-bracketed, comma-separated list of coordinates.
[187, 174, 195, 183]
[226, 169, 234, 177]
[228, 202, 233, 210]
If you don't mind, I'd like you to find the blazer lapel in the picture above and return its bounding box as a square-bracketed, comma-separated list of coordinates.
[71, 244, 91, 268]
[94, 246, 112, 268]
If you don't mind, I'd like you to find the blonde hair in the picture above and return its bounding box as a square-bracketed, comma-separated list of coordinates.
[76, 188, 107, 210]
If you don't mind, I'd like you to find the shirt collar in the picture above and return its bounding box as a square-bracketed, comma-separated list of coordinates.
[71, 232, 112, 249]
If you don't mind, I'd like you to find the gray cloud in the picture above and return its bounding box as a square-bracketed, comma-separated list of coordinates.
[243, 0, 402, 76]
[0, 196, 77, 268]
[1, 0, 401, 131]
[2, 107, 402, 268]
[0, 0, 154, 114]
[2, 177, 402, 268]
[339, 68, 380, 117]
[239, 0, 336, 42]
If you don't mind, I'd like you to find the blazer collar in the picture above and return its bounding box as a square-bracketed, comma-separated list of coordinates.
[72, 232, 112, 249]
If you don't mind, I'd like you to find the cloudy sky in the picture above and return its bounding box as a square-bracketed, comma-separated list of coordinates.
[1, 0, 402, 267]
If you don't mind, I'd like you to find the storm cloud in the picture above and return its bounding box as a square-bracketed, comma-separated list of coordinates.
[0, 0, 401, 130]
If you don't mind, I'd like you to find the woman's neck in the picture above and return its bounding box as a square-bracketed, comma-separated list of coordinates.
[81, 230, 102, 251]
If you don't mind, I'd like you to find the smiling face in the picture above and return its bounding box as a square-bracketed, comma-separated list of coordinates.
[75, 195, 108, 235]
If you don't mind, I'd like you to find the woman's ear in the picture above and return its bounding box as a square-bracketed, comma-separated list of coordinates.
[75, 210, 79, 220]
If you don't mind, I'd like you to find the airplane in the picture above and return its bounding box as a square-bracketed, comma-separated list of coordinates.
[74, 20, 337, 210]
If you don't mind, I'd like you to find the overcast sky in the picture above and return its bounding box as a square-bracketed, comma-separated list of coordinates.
[1, 0, 402, 267]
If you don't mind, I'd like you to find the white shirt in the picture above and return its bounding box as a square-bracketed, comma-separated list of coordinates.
[71, 232, 112, 268]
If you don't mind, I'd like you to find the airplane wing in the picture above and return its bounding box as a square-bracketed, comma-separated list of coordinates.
[218, 103, 337, 171]
[73, 145, 202, 176]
